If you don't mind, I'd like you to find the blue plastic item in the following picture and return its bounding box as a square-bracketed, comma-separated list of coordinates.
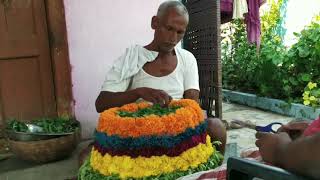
[255, 122, 283, 133]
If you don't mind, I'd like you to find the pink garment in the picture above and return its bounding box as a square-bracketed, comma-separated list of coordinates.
[245, 0, 265, 46]
[303, 117, 320, 136]
[221, 0, 233, 13]
[220, 0, 265, 45]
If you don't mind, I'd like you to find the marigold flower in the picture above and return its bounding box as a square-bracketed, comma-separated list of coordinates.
[307, 82, 317, 89]
[97, 99, 204, 137]
[304, 100, 311, 105]
[309, 96, 316, 101]
[90, 135, 214, 179]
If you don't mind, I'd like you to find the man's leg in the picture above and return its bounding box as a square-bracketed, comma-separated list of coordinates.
[207, 117, 227, 155]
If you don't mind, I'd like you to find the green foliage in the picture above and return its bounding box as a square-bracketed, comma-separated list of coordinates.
[222, 20, 258, 93]
[302, 82, 320, 108]
[7, 117, 78, 134]
[261, 0, 287, 39]
[7, 120, 28, 132]
[281, 18, 320, 100]
[118, 104, 181, 117]
[222, 0, 320, 104]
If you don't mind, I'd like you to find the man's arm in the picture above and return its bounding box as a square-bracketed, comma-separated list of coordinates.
[256, 132, 320, 179]
[277, 133, 320, 179]
[95, 90, 140, 113]
[95, 87, 172, 113]
[183, 89, 200, 103]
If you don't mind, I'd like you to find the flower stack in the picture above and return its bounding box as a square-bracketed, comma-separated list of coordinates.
[79, 99, 223, 180]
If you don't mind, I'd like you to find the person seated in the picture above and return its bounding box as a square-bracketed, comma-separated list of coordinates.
[255, 117, 320, 179]
[178, 118, 320, 180]
[94, 1, 226, 153]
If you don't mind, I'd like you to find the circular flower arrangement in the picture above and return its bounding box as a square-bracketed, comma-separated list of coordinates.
[79, 99, 223, 180]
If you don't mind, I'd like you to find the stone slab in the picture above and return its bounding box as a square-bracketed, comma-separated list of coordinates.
[223, 89, 320, 120]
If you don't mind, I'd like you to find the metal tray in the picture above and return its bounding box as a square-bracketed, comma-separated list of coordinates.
[5, 129, 76, 141]
[4, 120, 81, 141]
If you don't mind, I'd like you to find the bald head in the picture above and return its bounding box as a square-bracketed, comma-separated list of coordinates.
[157, 1, 189, 22]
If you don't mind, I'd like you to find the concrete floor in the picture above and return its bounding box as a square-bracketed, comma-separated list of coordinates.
[0, 102, 297, 180]
[0, 140, 91, 180]
[222, 102, 295, 156]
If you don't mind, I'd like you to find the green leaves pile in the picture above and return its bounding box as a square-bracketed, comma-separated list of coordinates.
[7, 120, 28, 132]
[7, 117, 78, 134]
[117, 104, 181, 118]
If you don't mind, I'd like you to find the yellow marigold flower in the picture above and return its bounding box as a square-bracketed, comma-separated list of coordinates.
[309, 96, 316, 101]
[303, 91, 310, 96]
[304, 100, 311, 106]
[307, 82, 317, 89]
[303, 95, 309, 100]
[90, 135, 214, 179]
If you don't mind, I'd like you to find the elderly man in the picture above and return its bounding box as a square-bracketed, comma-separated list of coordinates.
[95, 0, 226, 153]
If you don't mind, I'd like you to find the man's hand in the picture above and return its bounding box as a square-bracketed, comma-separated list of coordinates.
[255, 132, 291, 165]
[277, 121, 310, 140]
[135, 87, 172, 106]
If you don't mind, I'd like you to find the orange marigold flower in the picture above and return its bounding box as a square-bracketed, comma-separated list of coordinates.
[97, 99, 204, 137]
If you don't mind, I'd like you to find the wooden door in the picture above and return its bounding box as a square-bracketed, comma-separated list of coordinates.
[0, 0, 56, 125]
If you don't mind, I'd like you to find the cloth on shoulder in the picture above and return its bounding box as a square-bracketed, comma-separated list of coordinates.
[101, 44, 198, 92]
[102, 45, 158, 85]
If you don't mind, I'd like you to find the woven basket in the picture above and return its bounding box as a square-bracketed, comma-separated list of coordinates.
[8, 129, 80, 163]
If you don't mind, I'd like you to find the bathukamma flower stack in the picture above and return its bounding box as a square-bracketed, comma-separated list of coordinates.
[79, 99, 223, 180]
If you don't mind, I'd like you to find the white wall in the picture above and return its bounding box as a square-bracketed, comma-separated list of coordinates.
[64, 0, 166, 139]
[284, 0, 320, 46]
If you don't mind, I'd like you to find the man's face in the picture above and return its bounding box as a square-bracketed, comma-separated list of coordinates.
[153, 8, 188, 52]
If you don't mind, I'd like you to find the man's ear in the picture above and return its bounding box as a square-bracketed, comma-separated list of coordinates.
[151, 16, 159, 30]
